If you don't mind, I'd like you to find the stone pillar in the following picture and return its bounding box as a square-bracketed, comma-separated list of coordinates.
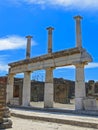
[74, 15, 83, 48]
[6, 74, 14, 104]
[75, 63, 86, 110]
[22, 71, 31, 106]
[46, 27, 54, 53]
[44, 68, 54, 108]
[26, 35, 32, 59]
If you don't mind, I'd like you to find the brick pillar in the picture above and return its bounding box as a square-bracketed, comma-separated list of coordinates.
[0, 78, 12, 128]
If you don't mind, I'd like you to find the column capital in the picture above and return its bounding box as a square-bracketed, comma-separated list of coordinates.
[26, 35, 33, 38]
[8, 73, 15, 76]
[46, 26, 54, 31]
[45, 67, 55, 71]
[74, 62, 87, 68]
[24, 71, 31, 74]
[74, 15, 83, 20]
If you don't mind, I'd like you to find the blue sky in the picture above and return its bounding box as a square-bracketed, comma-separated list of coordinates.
[0, 0, 98, 81]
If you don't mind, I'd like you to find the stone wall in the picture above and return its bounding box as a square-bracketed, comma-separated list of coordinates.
[0, 76, 98, 104]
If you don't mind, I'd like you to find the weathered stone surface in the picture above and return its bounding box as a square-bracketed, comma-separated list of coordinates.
[83, 97, 97, 110]
[0, 78, 12, 128]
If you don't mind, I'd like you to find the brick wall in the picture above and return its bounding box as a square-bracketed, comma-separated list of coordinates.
[0, 77, 6, 121]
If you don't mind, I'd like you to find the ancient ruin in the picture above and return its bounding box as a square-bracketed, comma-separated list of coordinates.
[0, 77, 12, 129]
[6, 15, 96, 110]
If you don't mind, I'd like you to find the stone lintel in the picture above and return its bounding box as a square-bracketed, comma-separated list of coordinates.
[8, 47, 81, 67]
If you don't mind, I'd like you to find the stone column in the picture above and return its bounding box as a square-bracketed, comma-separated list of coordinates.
[26, 35, 32, 59]
[22, 71, 31, 106]
[75, 63, 86, 110]
[44, 68, 54, 108]
[46, 27, 54, 53]
[6, 74, 14, 104]
[74, 15, 83, 48]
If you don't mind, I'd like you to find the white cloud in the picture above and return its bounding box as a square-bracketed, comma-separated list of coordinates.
[0, 35, 36, 51]
[0, 64, 8, 72]
[23, 0, 98, 10]
[85, 62, 98, 69]
[56, 65, 75, 70]
[56, 62, 98, 70]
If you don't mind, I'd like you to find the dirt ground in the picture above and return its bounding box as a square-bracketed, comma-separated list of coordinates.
[30, 99, 98, 109]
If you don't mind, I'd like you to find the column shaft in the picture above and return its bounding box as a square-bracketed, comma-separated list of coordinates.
[44, 68, 54, 108]
[75, 64, 86, 110]
[22, 71, 31, 106]
[47, 27, 54, 53]
[26, 36, 32, 59]
[74, 16, 83, 48]
[6, 74, 14, 104]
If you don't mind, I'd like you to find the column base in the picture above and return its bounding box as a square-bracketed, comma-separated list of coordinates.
[83, 97, 97, 110]
[44, 83, 53, 108]
[75, 98, 84, 110]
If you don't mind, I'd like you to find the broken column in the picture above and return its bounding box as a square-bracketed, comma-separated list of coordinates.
[26, 35, 32, 59]
[74, 15, 83, 48]
[47, 27, 54, 53]
[75, 63, 86, 110]
[44, 68, 54, 108]
[6, 73, 14, 104]
[22, 71, 31, 106]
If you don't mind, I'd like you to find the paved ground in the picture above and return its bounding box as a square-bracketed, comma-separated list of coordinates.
[30, 99, 98, 109]
[9, 107, 98, 129]
[5, 117, 97, 130]
[5, 100, 98, 130]
[30, 100, 75, 109]
[10, 108, 98, 124]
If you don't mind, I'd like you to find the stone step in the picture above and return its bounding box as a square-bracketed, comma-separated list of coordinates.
[10, 108, 98, 129]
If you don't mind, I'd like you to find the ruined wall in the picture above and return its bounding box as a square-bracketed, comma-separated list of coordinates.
[0, 78, 6, 124]
[0, 77, 12, 128]
[0, 76, 98, 104]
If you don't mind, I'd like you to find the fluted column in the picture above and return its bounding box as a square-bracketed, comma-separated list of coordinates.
[74, 15, 83, 48]
[22, 71, 31, 106]
[44, 68, 54, 108]
[75, 63, 86, 110]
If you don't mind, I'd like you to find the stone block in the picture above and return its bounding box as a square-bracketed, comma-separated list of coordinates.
[83, 97, 97, 110]
[75, 98, 84, 110]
